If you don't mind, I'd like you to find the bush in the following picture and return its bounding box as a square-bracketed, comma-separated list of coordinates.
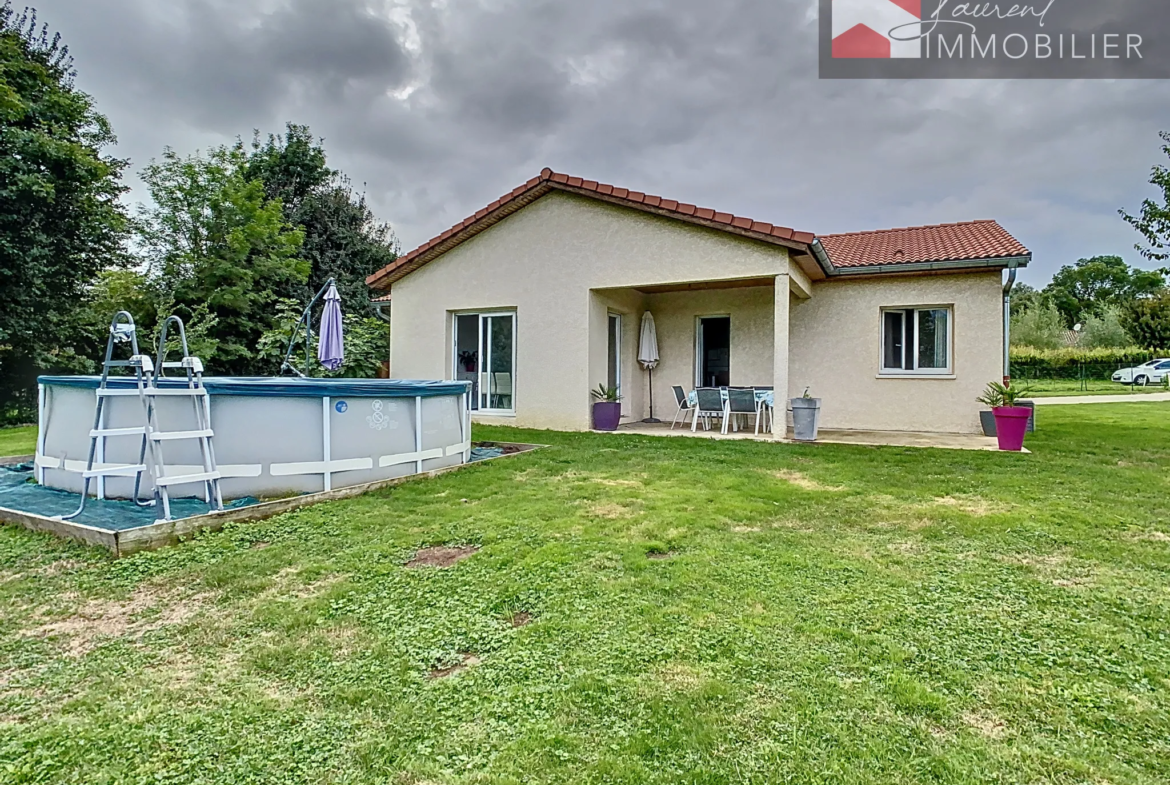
[1010, 347, 1168, 380]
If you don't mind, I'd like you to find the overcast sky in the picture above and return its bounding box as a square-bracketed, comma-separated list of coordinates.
[32, 0, 1170, 285]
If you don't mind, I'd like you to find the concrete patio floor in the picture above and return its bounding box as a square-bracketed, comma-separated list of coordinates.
[609, 421, 1007, 452]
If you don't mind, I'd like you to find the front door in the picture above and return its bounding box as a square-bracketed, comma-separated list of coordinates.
[697, 317, 731, 388]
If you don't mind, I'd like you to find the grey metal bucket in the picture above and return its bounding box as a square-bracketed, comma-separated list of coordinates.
[790, 398, 821, 442]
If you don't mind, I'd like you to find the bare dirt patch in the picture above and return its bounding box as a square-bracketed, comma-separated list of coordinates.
[250, 541, 271, 550]
[26, 585, 214, 657]
[887, 541, 922, 555]
[508, 611, 533, 628]
[930, 496, 1010, 517]
[586, 501, 639, 520]
[1130, 531, 1170, 543]
[590, 477, 644, 488]
[652, 663, 706, 691]
[731, 525, 762, 534]
[646, 550, 677, 561]
[771, 469, 845, 492]
[962, 710, 1008, 739]
[429, 653, 481, 679]
[406, 546, 480, 569]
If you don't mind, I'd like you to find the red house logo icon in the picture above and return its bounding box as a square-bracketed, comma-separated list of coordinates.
[832, 0, 923, 58]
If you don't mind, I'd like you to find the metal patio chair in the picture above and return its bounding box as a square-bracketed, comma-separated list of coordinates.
[724, 387, 762, 435]
[670, 385, 696, 429]
[692, 387, 726, 433]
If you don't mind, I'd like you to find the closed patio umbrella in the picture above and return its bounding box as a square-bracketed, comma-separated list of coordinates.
[638, 312, 661, 423]
[317, 282, 345, 372]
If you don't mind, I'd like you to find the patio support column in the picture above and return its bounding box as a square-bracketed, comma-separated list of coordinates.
[773, 275, 790, 439]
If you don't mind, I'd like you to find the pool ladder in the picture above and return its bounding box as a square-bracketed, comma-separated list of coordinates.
[61, 313, 224, 522]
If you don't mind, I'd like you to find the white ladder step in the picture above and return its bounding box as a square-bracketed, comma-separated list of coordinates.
[144, 387, 208, 397]
[150, 429, 214, 442]
[90, 427, 147, 438]
[83, 464, 147, 479]
[155, 471, 221, 487]
[97, 387, 205, 398]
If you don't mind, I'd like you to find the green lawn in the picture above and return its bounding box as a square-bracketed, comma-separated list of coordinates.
[2, 405, 1169, 784]
[1019, 379, 1169, 397]
[0, 425, 36, 458]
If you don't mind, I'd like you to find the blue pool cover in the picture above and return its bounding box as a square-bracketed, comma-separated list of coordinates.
[39, 376, 472, 399]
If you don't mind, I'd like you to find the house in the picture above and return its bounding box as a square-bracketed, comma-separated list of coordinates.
[366, 169, 1031, 436]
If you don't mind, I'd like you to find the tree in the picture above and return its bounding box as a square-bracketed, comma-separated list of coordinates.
[136, 144, 308, 375]
[1009, 283, 1043, 317]
[1042, 255, 1165, 328]
[1010, 301, 1065, 349]
[1079, 305, 1133, 349]
[1121, 131, 1170, 265]
[1121, 291, 1170, 350]
[245, 124, 399, 308]
[0, 3, 128, 422]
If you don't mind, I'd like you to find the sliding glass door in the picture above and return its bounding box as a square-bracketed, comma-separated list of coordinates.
[454, 312, 516, 414]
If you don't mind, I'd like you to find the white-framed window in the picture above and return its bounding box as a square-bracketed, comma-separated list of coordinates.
[881, 306, 952, 375]
[453, 311, 516, 414]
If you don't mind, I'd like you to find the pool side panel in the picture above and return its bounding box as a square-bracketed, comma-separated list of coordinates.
[36, 378, 472, 501]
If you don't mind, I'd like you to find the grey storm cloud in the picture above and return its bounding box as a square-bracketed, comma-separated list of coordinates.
[31, 0, 1170, 284]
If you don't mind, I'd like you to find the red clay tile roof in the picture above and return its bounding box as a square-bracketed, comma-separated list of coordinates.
[366, 169, 817, 289]
[366, 170, 1030, 290]
[818, 220, 1029, 269]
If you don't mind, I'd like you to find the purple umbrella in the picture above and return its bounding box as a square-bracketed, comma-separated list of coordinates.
[317, 282, 344, 372]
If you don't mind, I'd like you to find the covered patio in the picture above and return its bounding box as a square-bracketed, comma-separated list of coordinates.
[591, 266, 814, 439]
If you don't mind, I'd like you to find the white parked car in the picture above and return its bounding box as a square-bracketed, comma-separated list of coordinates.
[1113, 359, 1170, 386]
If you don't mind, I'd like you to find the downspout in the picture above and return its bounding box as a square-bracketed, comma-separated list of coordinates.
[1003, 262, 1019, 386]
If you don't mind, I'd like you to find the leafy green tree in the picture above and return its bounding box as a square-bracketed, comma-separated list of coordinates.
[1121, 291, 1170, 350]
[1122, 131, 1170, 265]
[245, 124, 399, 308]
[1043, 255, 1165, 328]
[1010, 301, 1065, 349]
[1009, 283, 1043, 317]
[1079, 305, 1134, 349]
[256, 298, 387, 378]
[137, 144, 308, 375]
[0, 3, 128, 421]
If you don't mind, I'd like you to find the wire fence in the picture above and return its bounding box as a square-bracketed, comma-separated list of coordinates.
[1011, 362, 1170, 396]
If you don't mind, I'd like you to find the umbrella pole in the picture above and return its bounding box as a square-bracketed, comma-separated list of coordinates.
[643, 366, 662, 424]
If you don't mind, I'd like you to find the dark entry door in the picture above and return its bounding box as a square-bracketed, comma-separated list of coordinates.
[698, 317, 731, 388]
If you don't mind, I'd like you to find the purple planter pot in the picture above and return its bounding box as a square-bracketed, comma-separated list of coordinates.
[593, 401, 622, 431]
[993, 407, 1031, 452]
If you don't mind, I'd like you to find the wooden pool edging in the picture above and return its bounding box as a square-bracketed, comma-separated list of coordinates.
[0, 443, 544, 557]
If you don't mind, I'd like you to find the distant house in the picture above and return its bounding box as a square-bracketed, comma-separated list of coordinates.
[367, 169, 1031, 435]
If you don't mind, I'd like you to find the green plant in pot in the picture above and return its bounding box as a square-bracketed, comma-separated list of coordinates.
[977, 381, 1033, 452]
[591, 384, 622, 431]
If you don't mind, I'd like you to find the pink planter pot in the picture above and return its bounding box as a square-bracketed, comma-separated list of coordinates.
[593, 402, 622, 432]
[992, 407, 1032, 452]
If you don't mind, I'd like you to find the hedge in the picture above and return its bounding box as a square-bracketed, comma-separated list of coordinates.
[1010, 347, 1170, 380]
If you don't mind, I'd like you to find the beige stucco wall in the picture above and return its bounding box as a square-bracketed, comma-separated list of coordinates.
[388, 191, 792, 431]
[387, 189, 1004, 435]
[789, 272, 1005, 434]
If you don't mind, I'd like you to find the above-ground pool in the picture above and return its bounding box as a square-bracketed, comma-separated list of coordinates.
[36, 377, 473, 501]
